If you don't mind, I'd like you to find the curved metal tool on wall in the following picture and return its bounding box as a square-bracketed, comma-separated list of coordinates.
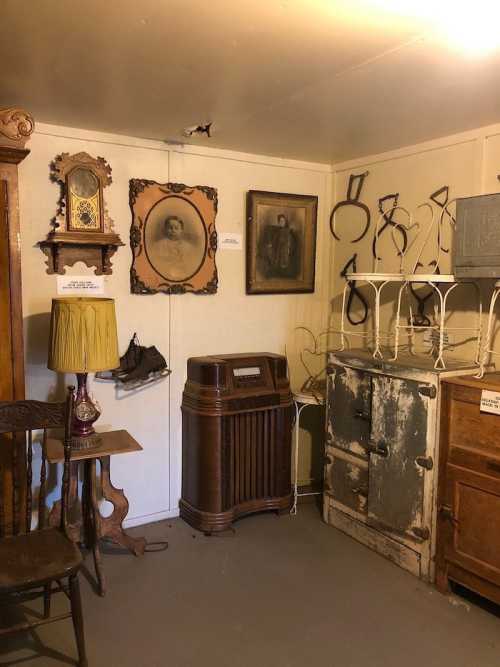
[372, 193, 408, 260]
[409, 263, 438, 327]
[436, 197, 457, 268]
[340, 254, 369, 326]
[410, 197, 455, 276]
[430, 185, 454, 253]
[330, 171, 370, 242]
[430, 185, 453, 252]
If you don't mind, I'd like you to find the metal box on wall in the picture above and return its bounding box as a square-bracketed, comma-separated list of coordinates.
[454, 193, 500, 278]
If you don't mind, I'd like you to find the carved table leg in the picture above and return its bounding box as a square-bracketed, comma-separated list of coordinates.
[84, 459, 106, 597]
[98, 456, 146, 556]
[51, 453, 146, 597]
[49, 461, 82, 543]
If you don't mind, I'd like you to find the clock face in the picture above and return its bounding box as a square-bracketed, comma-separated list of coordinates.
[67, 168, 102, 231]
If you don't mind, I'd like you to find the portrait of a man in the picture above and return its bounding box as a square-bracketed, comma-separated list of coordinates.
[257, 212, 301, 279]
[246, 191, 317, 295]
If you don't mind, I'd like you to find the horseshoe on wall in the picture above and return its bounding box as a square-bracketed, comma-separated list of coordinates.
[330, 171, 371, 243]
[372, 193, 408, 260]
[340, 253, 369, 326]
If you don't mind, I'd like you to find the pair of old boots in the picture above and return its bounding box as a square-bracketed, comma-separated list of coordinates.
[114, 334, 168, 384]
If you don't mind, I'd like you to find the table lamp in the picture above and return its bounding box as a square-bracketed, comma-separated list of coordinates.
[48, 297, 119, 449]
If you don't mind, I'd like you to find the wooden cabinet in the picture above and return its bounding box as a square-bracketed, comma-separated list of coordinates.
[436, 373, 500, 604]
[324, 349, 477, 581]
[180, 354, 293, 533]
[0, 107, 33, 536]
[0, 135, 30, 402]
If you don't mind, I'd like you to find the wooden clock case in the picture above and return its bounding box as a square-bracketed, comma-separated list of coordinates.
[39, 152, 123, 275]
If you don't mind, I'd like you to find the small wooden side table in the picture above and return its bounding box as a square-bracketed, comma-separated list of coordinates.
[47, 429, 147, 596]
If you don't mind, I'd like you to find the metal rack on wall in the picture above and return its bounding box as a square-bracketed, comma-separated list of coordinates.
[332, 199, 483, 371]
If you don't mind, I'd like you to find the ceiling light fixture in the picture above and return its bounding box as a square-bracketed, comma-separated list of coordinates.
[366, 0, 500, 56]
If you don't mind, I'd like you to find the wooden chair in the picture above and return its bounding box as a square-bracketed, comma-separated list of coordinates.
[0, 386, 87, 666]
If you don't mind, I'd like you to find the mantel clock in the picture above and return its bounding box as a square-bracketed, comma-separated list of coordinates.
[39, 152, 123, 275]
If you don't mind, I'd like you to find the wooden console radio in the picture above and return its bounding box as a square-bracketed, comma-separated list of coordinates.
[180, 353, 293, 533]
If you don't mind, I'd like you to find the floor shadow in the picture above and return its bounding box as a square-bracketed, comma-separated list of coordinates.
[0, 604, 75, 666]
[451, 582, 500, 619]
[78, 559, 101, 596]
[296, 483, 323, 516]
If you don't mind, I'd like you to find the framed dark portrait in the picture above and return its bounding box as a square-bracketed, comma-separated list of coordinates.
[246, 190, 318, 294]
[129, 181, 218, 294]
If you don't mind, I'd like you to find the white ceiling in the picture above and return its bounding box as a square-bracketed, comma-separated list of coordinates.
[2, 0, 500, 164]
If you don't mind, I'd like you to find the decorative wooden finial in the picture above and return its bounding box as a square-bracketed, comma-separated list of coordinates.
[0, 107, 34, 148]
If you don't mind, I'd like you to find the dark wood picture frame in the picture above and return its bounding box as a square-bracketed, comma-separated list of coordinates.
[246, 190, 318, 295]
[129, 180, 218, 295]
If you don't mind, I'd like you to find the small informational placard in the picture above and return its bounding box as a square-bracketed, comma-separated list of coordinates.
[219, 232, 242, 250]
[57, 276, 105, 295]
[480, 389, 500, 415]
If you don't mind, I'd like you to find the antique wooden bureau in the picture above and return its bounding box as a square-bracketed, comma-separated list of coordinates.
[324, 349, 477, 581]
[436, 373, 500, 604]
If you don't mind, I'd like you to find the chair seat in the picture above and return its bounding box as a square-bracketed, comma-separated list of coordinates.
[0, 528, 82, 593]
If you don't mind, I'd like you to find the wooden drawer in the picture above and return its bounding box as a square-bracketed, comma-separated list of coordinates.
[448, 446, 500, 477]
[448, 384, 500, 457]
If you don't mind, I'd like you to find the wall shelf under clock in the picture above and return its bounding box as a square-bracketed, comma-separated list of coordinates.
[39, 231, 124, 275]
[38, 151, 123, 276]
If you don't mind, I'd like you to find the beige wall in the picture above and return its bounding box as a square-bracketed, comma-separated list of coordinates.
[18, 122, 332, 524]
[329, 122, 500, 363]
[22, 117, 500, 524]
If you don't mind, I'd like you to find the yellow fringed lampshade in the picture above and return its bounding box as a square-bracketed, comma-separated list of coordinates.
[48, 297, 119, 373]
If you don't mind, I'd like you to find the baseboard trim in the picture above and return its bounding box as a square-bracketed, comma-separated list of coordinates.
[123, 508, 180, 528]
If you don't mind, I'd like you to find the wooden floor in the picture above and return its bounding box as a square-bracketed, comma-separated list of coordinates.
[1, 503, 499, 667]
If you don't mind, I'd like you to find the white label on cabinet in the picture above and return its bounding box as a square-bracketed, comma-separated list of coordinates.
[219, 232, 242, 250]
[480, 389, 500, 415]
[57, 276, 105, 295]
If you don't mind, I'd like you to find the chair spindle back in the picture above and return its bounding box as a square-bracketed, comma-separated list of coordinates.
[0, 387, 75, 537]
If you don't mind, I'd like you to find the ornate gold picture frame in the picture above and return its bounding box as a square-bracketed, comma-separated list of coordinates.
[129, 180, 218, 295]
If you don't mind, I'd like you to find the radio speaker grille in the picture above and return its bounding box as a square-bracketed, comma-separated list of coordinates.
[221, 408, 289, 511]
